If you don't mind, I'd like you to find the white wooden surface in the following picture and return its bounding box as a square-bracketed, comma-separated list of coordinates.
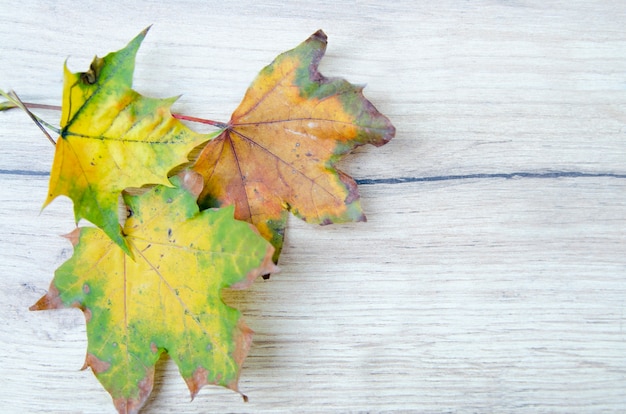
[1, 1, 625, 412]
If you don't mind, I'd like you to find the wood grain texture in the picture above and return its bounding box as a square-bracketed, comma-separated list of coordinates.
[1, 1, 625, 412]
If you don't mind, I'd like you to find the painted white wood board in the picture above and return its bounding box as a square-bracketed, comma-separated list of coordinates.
[1, 1, 625, 412]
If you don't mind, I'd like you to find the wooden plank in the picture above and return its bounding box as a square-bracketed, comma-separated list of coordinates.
[1, 1, 625, 413]
[1, 175, 625, 412]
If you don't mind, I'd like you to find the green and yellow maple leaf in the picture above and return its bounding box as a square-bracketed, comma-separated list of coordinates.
[193, 30, 395, 261]
[44, 28, 211, 254]
[32, 175, 276, 413]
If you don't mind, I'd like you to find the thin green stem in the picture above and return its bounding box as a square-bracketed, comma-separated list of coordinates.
[0, 90, 58, 145]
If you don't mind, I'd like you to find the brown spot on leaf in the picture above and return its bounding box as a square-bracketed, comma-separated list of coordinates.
[178, 169, 204, 199]
[80, 56, 104, 85]
[62, 227, 82, 247]
[339, 170, 360, 205]
[185, 367, 209, 400]
[185, 320, 253, 400]
[233, 319, 253, 368]
[83, 353, 111, 374]
[83, 307, 92, 323]
[112, 366, 154, 414]
[229, 241, 279, 290]
[29, 284, 63, 311]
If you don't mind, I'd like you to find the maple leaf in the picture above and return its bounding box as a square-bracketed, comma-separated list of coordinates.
[192, 30, 395, 261]
[44, 27, 211, 254]
[31, 174, 277, 413]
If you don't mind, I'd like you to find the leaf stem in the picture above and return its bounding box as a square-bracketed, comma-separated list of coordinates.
[0, 98, 62, 112]
[1, 95, 229, 130]
[172, 113, 229, 129]
[20, 102, 62, 111]
[2, 92, 226, 148]
[0, 90, 58, 145]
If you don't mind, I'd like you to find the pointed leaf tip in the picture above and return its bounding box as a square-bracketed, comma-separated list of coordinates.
[62, 227, 82, 247]
[29, 285, 63, 311]
[141, 25, 152, 37]
[127, 25, 150, 47]
[310, 29, 327, 43]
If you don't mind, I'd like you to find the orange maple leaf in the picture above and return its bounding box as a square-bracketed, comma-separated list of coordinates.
[193, 30, 395, 261]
